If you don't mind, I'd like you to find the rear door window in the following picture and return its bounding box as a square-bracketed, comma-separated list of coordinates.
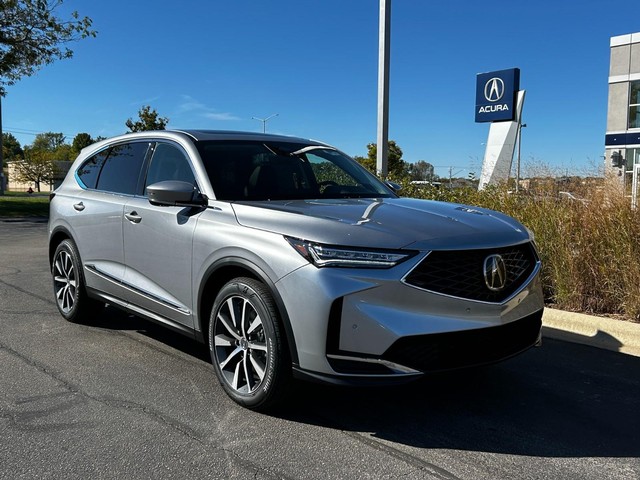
[95, 142, 149, 195]
[76, 149, 109, 189]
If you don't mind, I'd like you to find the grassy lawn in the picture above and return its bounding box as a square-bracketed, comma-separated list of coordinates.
[0, 192, 50, 218]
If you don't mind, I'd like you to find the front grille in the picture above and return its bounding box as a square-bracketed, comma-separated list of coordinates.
[404, 243, 538, 303]
[381, 310, 543, 373]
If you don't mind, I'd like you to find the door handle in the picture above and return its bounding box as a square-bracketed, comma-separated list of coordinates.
[73, 202, 85, 212]
[124, 211, 142, 224]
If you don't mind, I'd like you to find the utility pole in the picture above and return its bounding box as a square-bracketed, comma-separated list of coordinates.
[376, 0, 391, 177]
[0, 96, 4, 195]
[449, 166, 462, 189]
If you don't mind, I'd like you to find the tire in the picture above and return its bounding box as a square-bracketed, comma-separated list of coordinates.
[209, 277, 290, 410]
[52, 239, 103, 323]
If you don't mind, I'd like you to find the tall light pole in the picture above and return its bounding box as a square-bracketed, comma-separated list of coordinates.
[516, 123, 527, 193]
[376, 0, 391, 177]
[0, 96, 5, 195]
[252, 113, 278, 133]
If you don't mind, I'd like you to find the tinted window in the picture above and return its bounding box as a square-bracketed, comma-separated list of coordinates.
[77, 149, 109, 189]
[96, 142, 149, 195]
[144, 143, 196, 194]
[195, 141, 393, 201]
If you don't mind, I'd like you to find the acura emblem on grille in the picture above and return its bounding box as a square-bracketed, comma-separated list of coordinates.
[483, 254, 507, 291]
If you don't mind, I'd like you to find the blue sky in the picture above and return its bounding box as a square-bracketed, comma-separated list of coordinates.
[4, 0, 640, 178]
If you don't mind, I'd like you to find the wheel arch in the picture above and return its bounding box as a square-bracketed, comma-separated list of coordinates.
[48, 226, 73, 268]
[196, 257, 299, 365]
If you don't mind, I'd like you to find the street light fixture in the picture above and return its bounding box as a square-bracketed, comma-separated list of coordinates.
[252, 113, 279, 133]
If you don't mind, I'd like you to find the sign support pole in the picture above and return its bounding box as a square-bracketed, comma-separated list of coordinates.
[478, 90, 526, 190]
[0, 96, 5, 195]
[376, 0, 391, 177]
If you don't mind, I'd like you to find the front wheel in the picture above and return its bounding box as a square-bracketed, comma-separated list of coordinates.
[209, 277, 290, 410]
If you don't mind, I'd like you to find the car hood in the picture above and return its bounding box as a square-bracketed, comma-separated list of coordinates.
[231, 197, 531, 250]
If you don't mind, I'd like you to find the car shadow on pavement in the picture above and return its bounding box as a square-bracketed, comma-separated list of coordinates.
[89, 305, 210, 363]
[91, 307, 640, 459]
[543, 325, 627, 355]
[274, 339, 640, 459]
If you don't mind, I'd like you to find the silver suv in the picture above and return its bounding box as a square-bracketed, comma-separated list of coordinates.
[49, 130, 544, 410]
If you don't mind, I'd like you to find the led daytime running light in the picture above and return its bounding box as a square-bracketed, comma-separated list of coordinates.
[286, 237, 413, 268]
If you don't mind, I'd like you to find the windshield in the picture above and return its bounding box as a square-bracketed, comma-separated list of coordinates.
[195, 140, 395, 201]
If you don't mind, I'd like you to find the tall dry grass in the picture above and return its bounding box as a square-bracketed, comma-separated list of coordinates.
[397, 181, 640, 321]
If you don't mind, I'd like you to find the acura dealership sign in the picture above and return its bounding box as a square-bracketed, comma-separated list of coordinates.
[475, 68, 520, 122]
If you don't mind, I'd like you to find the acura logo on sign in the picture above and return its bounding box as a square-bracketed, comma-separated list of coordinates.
[483, 254, 507, 292]
[484, 77, 505, 102]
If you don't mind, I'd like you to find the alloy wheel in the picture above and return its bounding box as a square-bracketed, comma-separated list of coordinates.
[213, 295, 269, 394]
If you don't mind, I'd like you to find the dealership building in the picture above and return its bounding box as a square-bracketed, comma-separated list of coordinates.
[605, 32, 640, 199]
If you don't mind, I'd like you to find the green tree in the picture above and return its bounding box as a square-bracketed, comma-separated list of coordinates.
[408, 160, 434, 182]
[2, 132, 23, 161]
[0, 0, 96, 96]
[2, 132, 22, 183]
[126, 105, 169, 132]
[13, 147, 59, 191]
[31, 131, 66, 151]
[71, 132, 94, 155]
[360, 141, 407, 178]
[0, 1, 94, 194]
[51, 143, 72, 161]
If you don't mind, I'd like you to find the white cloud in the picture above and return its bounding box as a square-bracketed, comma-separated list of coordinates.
[203, 112, 241, 121]
[177, 95, 239, 121]
[177, 95, 206, 113]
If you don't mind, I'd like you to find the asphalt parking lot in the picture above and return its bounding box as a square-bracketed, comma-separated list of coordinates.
[1, 219, 639, 479]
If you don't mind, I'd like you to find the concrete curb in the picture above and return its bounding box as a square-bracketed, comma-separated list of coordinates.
[542, 308, 640, 357]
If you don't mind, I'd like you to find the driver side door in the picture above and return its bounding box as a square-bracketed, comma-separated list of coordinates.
[122, 141, 202, 330]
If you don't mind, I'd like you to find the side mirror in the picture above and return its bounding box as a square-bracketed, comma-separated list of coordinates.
[147, 180, 206, 207]
[384, 181, 402, 193]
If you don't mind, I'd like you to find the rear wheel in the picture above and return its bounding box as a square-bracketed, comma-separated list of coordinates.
[52, 239, 103, 323]
[209, 277, 290, 410]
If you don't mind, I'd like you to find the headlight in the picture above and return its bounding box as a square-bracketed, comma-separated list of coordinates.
[285, 237, 416, 268]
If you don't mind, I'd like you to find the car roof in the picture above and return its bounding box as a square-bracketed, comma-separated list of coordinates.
[172, 129, 327, 145]
[165, 129, 333, 148]
[78, 130, 333, 161]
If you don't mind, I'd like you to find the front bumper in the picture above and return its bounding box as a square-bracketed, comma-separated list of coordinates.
[293, 308, 542, 385]
[276, 249, 544, 382]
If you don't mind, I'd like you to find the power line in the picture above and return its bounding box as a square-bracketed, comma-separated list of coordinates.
[4, 127, 76, 139]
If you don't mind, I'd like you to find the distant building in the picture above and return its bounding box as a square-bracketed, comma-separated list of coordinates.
[605, 32, 640, 203]
[6, 160, 71, 192]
